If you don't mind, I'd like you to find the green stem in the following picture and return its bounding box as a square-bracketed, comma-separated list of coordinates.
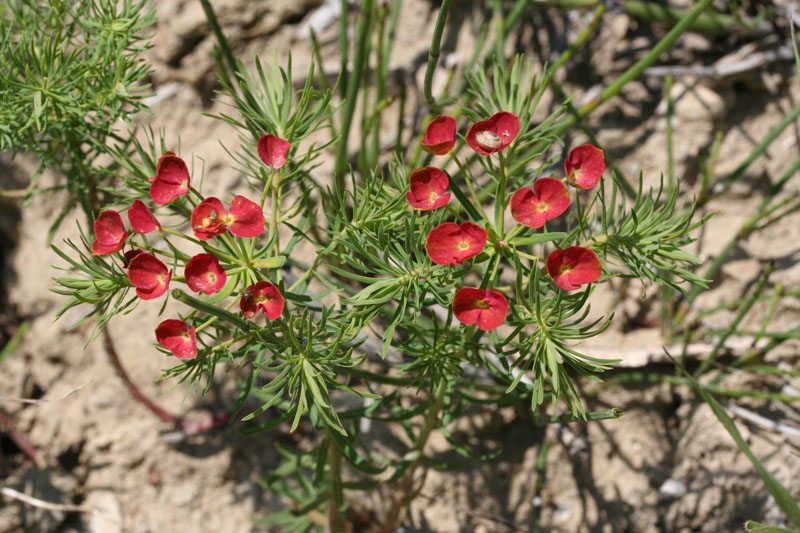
[338, 0, 350, 97]
[622, 0, 746, 35]
[548, 0, 716, 140]
[129, 240, 176, 259]
[608, 373, 800, 403]
[326, 431, 344, 532]
[65, 131, 99, 221]
[198, 0, 237, 75]
[689, 154, 800, 303]
[379, 380, 446, 533]
[423, 0, 451, 112]
[495, 153, 508, 238]
[172, 289, 254, 332]
[711, 103, 800, 202]
[665, 75, 675, 183]
[448, 152, 490, 224]
[694, 262, 773, 378]
[334, 0, 375, 186]
[532, 408, 623, 425]
[491, 0, 505, 65]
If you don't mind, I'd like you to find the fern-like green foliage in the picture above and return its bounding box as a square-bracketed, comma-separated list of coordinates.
[0, 0, 155, 221]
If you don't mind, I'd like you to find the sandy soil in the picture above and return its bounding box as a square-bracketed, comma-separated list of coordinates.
[1, 0, 799, 532]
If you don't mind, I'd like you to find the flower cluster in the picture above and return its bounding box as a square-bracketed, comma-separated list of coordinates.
[89, 138, 291, 359]
[410, 112, 605, 330]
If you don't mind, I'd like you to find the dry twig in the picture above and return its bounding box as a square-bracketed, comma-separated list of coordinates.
[645, 42, 794, 78]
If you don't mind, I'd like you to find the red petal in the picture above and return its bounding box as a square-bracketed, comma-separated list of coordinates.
[124, 249, 145, 267]
[228, 195, 265, 237]
[490, 112, 520, 148]
[257, 134, 291, 170]
[155, 319, 197, 359]
[185, 253, 227, 295]
[452, 288, 509, 331]
[546, 246, 601, 291]
[239, 295, 259, 319]
[465, 119, 495, 156]
[465, 112, 520, 156]
[91, 210, 127, 255]
[510, 177, 571, 228]
[240, 281, 285, 320]
[420, 116, 456, 155]
[425, 222, 487, 265]
[128, 200, 161, 234]
[150, 152, 190, 204]
[191, 197, 228, 241]
[565, 144, 605, 190]
[510, 188, 546, 229]
[534, 177, 571, 218]
[407, 167, 451, 210]
[452, 287, 484, 325]
[128, 252, 171, 300]
[260, 285, 285, 320]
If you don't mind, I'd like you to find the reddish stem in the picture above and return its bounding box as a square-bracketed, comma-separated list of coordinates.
[102, 330, 231, 437]
[0, 409, 41, 467]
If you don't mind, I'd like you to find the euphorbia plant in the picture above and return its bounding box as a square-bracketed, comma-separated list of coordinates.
[53, 53, 708, 530]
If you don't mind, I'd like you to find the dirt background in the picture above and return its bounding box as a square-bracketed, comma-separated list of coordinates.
[2, 0, 800, 531]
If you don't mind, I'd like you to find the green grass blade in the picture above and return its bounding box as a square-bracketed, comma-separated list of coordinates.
[669, 351, 800, 529]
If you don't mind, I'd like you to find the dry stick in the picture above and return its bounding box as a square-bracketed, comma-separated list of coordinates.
[0, 487, 113, 518]
[726, 403, 800, 438]
[0, 382, 91, 405]
[645, 43, 795, 78]
[102, 330, 230, 438]
[0, 410, 40, 467]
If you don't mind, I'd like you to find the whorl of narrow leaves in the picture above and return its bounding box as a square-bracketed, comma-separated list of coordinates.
[597, 176, 709, 294]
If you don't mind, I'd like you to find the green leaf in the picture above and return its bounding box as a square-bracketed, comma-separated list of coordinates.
[509, 232, 566, 246]
[745, 521, 798, 533]
[327, 427, 386, 475]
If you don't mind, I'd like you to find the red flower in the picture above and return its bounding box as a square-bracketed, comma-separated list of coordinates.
[406, 167, 451, 210]
[150, 151, 190, 205]
[565, 144, 605, 190]
[420, 115, 456, 155]
[155, 319, 197, 359]
[190, 196, 265, 241]
[240, 281, 284, 320]
[227, 195, 265, 237]
[127, 252, 171, 300]
[123, 249, 145, 267]
[465, 112, 520, 155]
[510, 177, 571, 229]
[185, 253, 227, 295]
[546, 246, 602, 291]
[128, 199, 161, 234]
[452, 288, 509, 331]
[257, 134, 291, 170]
[91, 210, 127, 255]
[191, 197, 228, 241]
[425, 222, 487, 265]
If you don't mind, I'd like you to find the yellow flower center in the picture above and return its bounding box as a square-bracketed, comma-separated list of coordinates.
[475, 299, 490, 310]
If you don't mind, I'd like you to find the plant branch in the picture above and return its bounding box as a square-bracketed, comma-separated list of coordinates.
[379, 380, 446, 533]
[423, 0, 451, 112]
